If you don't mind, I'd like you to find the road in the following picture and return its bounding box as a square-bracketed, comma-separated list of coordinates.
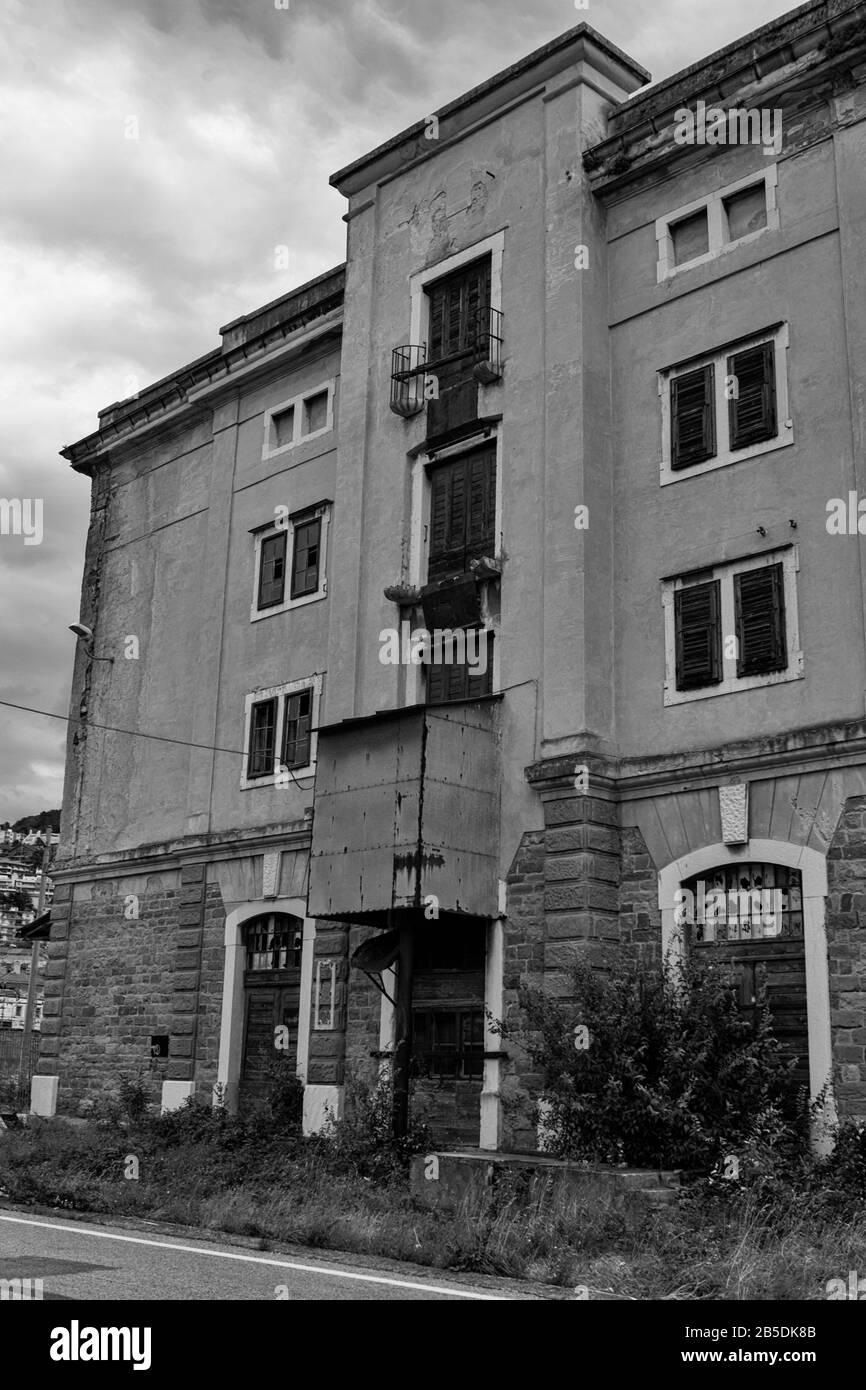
[0, 1209, 534, 1300]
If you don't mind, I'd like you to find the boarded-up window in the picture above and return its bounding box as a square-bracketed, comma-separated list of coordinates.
[428, 446, 496, 580]
[281, 688, 312, 769]
[723, 184, 768, 241]
[302, 390, 329, 436]
[671, 364, 716, 469]
[728, 342, 777, 451]
[734, 563, 786, 676]
[248, 698, 277, 778]
[671, 209, 709, 266]
[271, 406, 295, 450]
[412, 1009, 484, 1079]
[426, 630, 493, 704]
[675, 580, 721, 690]
[257, 531, 287, 610]
[290, 516, 321, 599]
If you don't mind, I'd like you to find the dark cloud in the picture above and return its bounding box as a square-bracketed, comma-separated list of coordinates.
[0, 0, 797, 819]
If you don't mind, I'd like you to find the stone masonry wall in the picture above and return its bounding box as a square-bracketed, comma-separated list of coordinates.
[826, 794, 866, 1120]
[619, 825, 662, 969]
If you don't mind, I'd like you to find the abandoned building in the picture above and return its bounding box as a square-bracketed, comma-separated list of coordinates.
[36, 0, 866, 1151]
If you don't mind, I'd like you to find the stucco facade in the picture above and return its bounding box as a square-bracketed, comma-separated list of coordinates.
[40, 1, 866, 1151]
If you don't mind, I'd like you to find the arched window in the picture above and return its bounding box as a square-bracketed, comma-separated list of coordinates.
[244, 913, 302, 971]
[679, 862, 803, 945]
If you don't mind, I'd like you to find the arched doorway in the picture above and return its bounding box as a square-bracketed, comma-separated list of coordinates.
[679, 861, 807, 1088]
[239, 912, 303, 1106]
[658, 838, 835, 1149]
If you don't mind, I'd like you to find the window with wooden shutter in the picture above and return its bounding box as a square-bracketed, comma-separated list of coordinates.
[257, 532, 287, 610]
[426, 631, 493, 704]
[734, 564, 786, 677]
[428, 259, 491, 363]
[675, 580, 722, 690]
[728, 342, 776, 451]
[428, 447, 496, 581]
[290, 516, 321, 599]
[671, 365, 716, 470]
[281, 688, 312, 769]
[248, 698, 277, 778]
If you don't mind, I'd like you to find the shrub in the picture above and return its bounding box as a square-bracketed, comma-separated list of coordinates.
[502, 952, 807, 1170]
[312, 1068, 429, 1181]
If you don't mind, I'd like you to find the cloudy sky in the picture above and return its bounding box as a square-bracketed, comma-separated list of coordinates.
[0, 0, 797, 825]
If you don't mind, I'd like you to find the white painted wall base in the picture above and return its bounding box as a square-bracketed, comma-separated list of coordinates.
[30, 1075, 58, 1117]
[161, 1080, 196, 1113]
[479, 1092, 501, 1150]
[302, 1083, 343, 1135]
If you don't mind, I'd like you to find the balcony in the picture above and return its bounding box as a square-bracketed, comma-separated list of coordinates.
[389, 307, 503, 424]
[308, 700, 501, 925]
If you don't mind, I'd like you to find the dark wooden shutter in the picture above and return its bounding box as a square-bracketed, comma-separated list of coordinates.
[428, 260, 491, 361]
[248, 698, 277, 777]
[426, 631, 493, 703]
[290, 516, 321, 599]
[674, 580, 721, 690]
[671, 364, 716, 470]
[281, 688, 312, 769]
[428, 448, 496, 580]
[734, 563, 786, 676]
[258, 532, 287, 610]
[728, 342, 776, 450]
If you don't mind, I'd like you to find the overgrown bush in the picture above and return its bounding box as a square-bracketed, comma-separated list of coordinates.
[502, 953, 808, 1170]
[312, 1068, 430, 1181]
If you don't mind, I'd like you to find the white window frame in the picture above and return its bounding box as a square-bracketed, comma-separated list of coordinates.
[661, 547, 803, 707]
[314, 958, 337, 1031]
[261, 380, 335, 461]
[658, 323, 792, 486]
[656, 166, 779, 282]
[250, 503, 331, 622]
[240, 673, 322, 789]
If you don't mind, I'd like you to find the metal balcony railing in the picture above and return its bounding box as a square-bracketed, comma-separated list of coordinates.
[390, 344, 427, 417]
[472, 305, 503, 383]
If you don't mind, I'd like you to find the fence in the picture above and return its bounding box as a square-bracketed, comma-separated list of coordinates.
[0, 1028, 40, 1110]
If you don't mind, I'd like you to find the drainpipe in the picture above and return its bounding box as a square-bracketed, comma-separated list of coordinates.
[18, 839, 50, 1097]
[392, 912, 414, 1142]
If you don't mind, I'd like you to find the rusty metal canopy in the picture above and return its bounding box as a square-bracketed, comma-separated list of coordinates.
[308, 700, 500, 925]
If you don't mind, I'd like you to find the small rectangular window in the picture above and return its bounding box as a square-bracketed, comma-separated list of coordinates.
[428, 446, 496, 580]
[671, 209, 709, 266]
[303, 391, 329, 436]
[290, 516, 321, 599]
[734, 564, 786, 677]
[728, 342, 777, 451]
[281, 688, 312, 770]
[723, 184, 768, 241]
[257, 531, 287, 610]
[671, 364, 716, 470]
[675, 580, 722, 690]
[272, 406, 295, 450]
[248, 698, 277, 778]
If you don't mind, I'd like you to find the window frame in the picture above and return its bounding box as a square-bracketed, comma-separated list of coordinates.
[662, 548, 802, 706]
[261, 380, 335, 461]
[250, 503, 331, 621]
[240, 673, 323, 788]
[658, 323, 792, 486]
[656, 166, 779, 282]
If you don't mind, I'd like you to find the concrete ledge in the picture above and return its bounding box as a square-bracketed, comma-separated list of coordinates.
[160, 1080, 196, 1113]
[30, 1075, 58, 1118]
[302, 1083, 343, 1135]
[410, 1150, 684, 1210]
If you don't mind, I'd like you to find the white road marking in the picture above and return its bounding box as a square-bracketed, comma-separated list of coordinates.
[0, 1213, 510, 1299]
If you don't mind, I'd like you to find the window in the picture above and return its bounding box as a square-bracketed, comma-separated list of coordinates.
[281, 688, 312, 770]
[426, 630, 494, 704]
[246, 914, 303, 971]
[660, 324, 791, 484]
[671, 209, 709, 267]
[427, 259, 491, 365]
[662, 550, 802, 705]
[412, 1009, 485, 1079]
[251, 504, 330, 620]
[427, 445, 496, 580]
[262, 381, 334, 459]
[257, 531, 287, 610]
[241, 675, 322, 786]
[290, 515, 321, 599]
[656, 168, 778, 281]
[681, 864, 803, 945]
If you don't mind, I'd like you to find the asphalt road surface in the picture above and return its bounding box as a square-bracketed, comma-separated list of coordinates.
[0, 1209, 530, 1300]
